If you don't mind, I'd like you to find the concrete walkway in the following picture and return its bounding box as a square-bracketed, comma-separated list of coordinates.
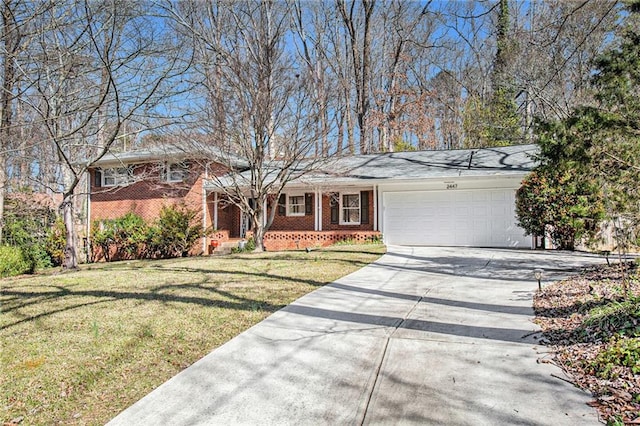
[108, 247, 605, 425]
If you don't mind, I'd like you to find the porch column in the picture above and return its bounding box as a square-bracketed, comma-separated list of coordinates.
[316, 189, 322, 231]
[202, 189, 207, 253]
[373, 185, 378, 231]
[376, 185, 383, 234]
[213, 192, 218, 230]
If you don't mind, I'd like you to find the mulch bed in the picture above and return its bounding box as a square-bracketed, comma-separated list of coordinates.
[533, 261, 640, 424]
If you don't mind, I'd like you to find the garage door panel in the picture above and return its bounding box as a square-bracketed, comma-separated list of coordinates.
[383, 189, 529, 248]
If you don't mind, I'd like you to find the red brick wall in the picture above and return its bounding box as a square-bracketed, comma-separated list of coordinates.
[270, 193, 315, 231]
[268, 191, 374, 232]
[263, 230, 381, 251]
[321, 191, 374, 231]
[90, 163, 204, 223]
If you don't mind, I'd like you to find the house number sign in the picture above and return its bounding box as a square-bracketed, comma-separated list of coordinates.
[445, 182, 458, 190]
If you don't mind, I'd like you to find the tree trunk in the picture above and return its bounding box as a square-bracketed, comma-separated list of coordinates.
[0, 160, 4, 244]
[250, 194, 265, 252]
[344, 87, 355, 155]
[61, 194, 78, 269]
[252, 221, 266, 253]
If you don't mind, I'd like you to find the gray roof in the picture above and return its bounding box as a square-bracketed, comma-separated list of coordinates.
[90, 142, 248, 168]
[92, 143, 537, 188]
[90, 147, 189, 167]
[310, 143, 537, 183]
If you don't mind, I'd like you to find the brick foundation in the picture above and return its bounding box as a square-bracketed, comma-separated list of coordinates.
[261, 230, 381, 251]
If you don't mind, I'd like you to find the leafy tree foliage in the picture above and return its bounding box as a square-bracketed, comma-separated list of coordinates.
[517, 0, 640, 250]
[587, 0, 640, 242]
[464, 0, 522, 148]
[516, 166, 604, 250]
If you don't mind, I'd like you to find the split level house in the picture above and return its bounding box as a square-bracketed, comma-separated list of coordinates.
[87, 143, 538, 255]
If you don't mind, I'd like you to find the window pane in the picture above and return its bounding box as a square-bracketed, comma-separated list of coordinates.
[341, 194, 360, 223]
[103, 167, 129, 186]
[288, 195, 304, 215]
[167, 163, 187, 182]
[343, 208, 360, 223]
[344, 194, 359, 207]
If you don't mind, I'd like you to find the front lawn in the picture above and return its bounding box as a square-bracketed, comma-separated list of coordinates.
[0, 245, 385, 425]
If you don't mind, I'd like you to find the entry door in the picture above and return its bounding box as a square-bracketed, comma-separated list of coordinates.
[240, 199, 255, 238]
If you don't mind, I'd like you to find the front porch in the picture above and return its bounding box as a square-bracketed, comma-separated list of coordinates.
[203, 186, 382, 252]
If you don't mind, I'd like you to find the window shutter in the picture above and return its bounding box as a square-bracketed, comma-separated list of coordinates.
[330, 192, 339, 224]
[278, 194, 286, 216]
[305, 193, 313, 216]
[361, 191, 369, 224]
[94, 169, 102, 187]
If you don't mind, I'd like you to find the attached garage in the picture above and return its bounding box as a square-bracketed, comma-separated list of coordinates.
[380, 184, 531, 248]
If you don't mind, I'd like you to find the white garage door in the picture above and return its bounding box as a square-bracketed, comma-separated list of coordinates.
[383, 189, 530, 247]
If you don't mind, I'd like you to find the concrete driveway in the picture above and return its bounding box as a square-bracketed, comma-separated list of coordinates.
[108, 246, 605, 425]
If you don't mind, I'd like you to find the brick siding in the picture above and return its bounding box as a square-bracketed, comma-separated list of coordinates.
[90, 159, 380, 255]
[321, 191, 374, 231]
[263, 230, 381, 251]
[270, 192, 315, 231]
[90, 163, 205, 223]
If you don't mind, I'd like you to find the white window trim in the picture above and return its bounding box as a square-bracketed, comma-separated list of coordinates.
[165, 162, 188, 183]
[102, 167, 131, 187]
[286, 192, 306, 217]
[339, 192, 361, 225]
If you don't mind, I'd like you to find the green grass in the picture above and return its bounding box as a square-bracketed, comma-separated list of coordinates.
[1, 245, 385, 425]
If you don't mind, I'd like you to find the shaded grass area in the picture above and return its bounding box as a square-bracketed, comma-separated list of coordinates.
[1, 245, 385, 425]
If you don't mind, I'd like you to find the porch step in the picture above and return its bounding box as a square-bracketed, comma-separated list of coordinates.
[210, 239, 242, 256]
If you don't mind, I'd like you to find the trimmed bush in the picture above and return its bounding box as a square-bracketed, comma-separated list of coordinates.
[91, 213, 149, 261]
[45, 218, 66, 266]
[147, 204, 201, 258]
[0, 246, 31, 277]
[3, 211, 54, 272]
[91, 205, 202, 261]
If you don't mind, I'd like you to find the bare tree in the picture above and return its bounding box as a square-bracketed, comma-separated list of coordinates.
[291, 0, 337, 157]
[0, 1, 49, 242]
[0, 1, 18, 244]
[17, 0, 186, 268]
[336, 0, 375, 154]
[513, 0, 618, 124]
[169, 0, 326, 252]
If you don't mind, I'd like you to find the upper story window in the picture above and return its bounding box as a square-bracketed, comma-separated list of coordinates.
[341, 193, 361, 225]
[287, 194, 305, 216]
[165, 162, 189, 183]
[102, 167, 132, 187]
